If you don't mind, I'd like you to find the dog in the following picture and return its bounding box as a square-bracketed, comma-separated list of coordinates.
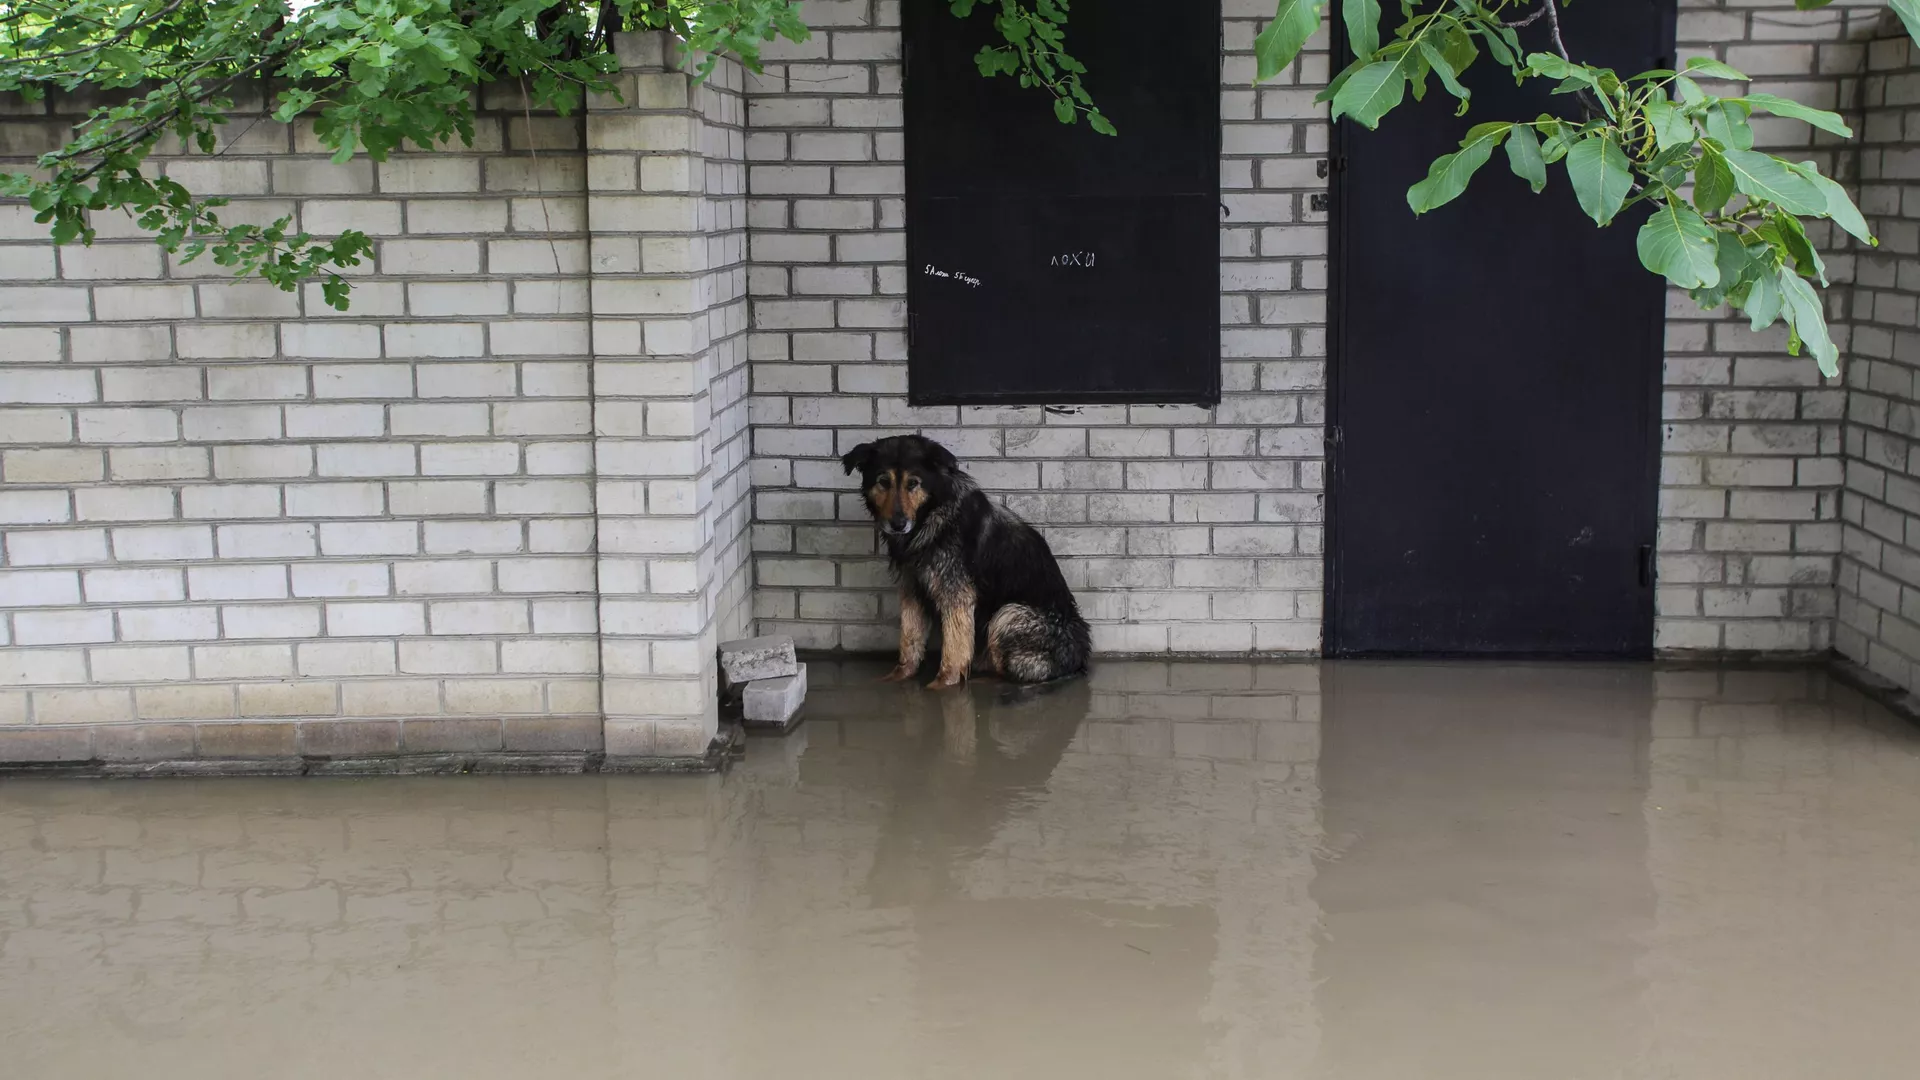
[842, 434, 1092, 689]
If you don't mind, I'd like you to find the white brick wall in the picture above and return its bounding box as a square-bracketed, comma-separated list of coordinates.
[743, 0, 1867, 658]
[0, 8, 1902, 762]
[0, 90, 603, 747]
[1837, 30, 1920, 689]
[1654, 0, 1878, 655]
[586, 37, 751, 756]
[744, 0, 1329, 656]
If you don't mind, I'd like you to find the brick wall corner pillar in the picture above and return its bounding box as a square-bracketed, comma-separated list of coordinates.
[588, 31, 721, 758]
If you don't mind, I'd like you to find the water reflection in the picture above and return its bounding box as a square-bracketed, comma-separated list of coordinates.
[1638, 669, 1920, 1079]
[1312, 663, 1657, 1080]
[718, 663, 1325, 1080]
[5, 662, 1920, 1078]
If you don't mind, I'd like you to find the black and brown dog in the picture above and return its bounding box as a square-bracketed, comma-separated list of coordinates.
[843, 434, 1091, 689]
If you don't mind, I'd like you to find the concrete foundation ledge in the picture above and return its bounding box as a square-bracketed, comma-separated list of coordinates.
[0, 717, 730, 776]
[1826, 655, 1920, 727]
[0, 748, 730, 778]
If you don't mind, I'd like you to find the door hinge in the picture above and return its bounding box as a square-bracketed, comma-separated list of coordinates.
[1638, 544, 1654, 588]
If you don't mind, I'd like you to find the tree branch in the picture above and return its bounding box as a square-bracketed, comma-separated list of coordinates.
[0, 0, 190, 68]
[1539, 0, 1572, 62]
[65, 52, 285, 183]
[1508, 2, 1604, 125]
[1504, 5, 1546, 30]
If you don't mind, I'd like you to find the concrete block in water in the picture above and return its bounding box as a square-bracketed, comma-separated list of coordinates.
[742, 664, 807, 731]
[719, 634, 798, 687]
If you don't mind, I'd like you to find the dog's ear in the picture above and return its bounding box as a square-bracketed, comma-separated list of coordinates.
[921, 438, 958, 473]
[841, 442, 876, 477]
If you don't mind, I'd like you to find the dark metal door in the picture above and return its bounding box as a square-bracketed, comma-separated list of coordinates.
[902, 0, 1220, 405]
[1328, 2, 1673, 657]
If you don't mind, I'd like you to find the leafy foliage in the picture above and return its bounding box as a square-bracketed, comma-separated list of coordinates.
[955, 0, 1114, 135]
[0, 0, 1102, 308]
[1254, 0, 1902, 377]
[0, 0, 1909, 373]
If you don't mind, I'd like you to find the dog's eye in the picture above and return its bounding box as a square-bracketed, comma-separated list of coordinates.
[906, 477, 921, 491]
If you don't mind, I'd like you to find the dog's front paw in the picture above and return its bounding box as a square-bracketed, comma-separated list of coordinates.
[926, 671, 966, 691]
[878, 665, 916, 683]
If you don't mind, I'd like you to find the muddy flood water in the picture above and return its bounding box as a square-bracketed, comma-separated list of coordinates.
[5, 661, 1920, 1079]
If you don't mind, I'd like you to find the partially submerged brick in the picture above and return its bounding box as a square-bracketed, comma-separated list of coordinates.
[742, 664, 806, 731]
[719, 634, 798, 688]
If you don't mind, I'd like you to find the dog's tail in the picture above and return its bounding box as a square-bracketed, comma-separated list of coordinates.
[989, 603, 1092, 683]
[1051, 606, 1092, 678]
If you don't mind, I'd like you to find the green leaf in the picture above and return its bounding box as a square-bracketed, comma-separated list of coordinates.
[1566, 135, 1632, 226]
[1482, 27, 1514, 68]
[1740, 93, 1852, 137]
[1777, 270, 1838, 377]
[1647, 142, 1695, 176]
[1343, 0, 1380, 58]
[322, 276, 353, 312]
[1643, 99, 1694, 152]
[1316, 61, 1359, 104]
[1088, 111, 1117, 136]
[1595, 70, 1628, 107]
[1407, 123, 1508, 214]
[1331, 58, 1409, 128]
[1637, 197, 1722, 289]
[1721, 148, 1827, 215]
[1742, 261, 1783, 332]
[1771, 210, 1828, 286]
[1053, 97, 1075, 123]
[1526, 53, 1578, 80]
[1504, 124, 1547, 193]
[1674, 75, 1707, 106]
[1695, 231, 1755, 309]
[1537, 117, 1572, 164]
[1256, 0, 1327, 83]
[1704, 102, 1755, 150]
[1496, 24, 1524, 68]
[1788, 160, 1875, 246]
[1441, 27, 1479, 86]
[1684, 56, 1750, 82]
[1694, 145, 1735, 215]
[1419, 40, 1470, 105]
[1890, 0, 1920, 45]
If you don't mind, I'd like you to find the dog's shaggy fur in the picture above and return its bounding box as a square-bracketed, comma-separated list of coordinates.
[843, 434, 1092, 688]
